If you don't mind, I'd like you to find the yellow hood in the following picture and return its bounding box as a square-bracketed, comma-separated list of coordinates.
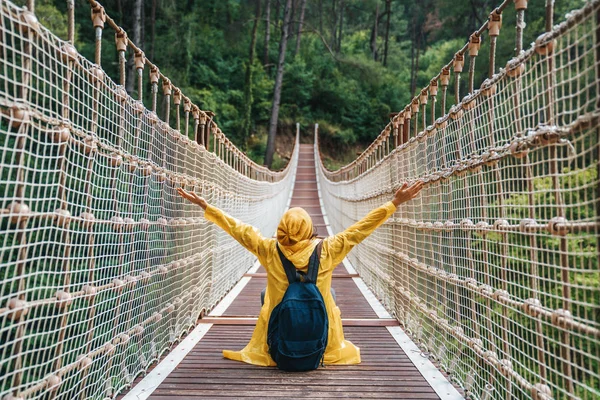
[277, 207, 318, 268]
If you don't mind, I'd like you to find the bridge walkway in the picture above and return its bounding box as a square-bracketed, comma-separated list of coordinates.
[122, 144, 460, 399]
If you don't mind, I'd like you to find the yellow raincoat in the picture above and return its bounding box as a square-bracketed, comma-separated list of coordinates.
[204, 201, 397, 366]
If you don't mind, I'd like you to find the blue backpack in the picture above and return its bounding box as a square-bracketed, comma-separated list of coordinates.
[267, 241, 328, 372]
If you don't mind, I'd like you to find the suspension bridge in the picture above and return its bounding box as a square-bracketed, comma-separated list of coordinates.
[0, 0, 598, 399]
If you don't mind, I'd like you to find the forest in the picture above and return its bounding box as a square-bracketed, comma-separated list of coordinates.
[17, 0, 584, 169]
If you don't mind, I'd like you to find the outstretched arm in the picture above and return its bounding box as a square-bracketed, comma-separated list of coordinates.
[177, 188, 270, 260]
[327, 181, 424, 267]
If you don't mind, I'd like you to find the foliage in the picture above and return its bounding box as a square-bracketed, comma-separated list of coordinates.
[18, 0, 586, 164]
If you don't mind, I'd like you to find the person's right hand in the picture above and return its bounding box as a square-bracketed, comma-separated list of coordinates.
[177, 188, 209, 210]
[391, 181, 424, 207]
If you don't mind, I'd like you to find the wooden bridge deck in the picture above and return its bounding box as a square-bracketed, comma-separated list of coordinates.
[123, 144, 454, 399]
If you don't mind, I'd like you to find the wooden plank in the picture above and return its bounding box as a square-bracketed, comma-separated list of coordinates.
[290, 195, 321, 199]
[143, 325, 442, 399]
[243, 273, 359, 278]
[199, 317, 400, 326]
[150, 392, 440, 399]
[157, 383, 436, 392]
[166, 372, 429, 380]
[289, 201, 322, 207]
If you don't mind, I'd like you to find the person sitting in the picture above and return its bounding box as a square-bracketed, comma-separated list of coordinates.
[177, 180, 423, 367]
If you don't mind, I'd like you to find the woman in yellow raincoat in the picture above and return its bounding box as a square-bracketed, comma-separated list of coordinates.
[177, 180, 423, 367]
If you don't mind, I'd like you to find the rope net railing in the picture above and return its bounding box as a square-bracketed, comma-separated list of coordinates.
[317, 1, 599, 399]
[0, 0, 299, 398]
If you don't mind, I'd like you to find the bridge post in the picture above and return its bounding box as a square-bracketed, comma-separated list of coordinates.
[488, 9, 502, 77]
[215, 131, 221, 158]
[514, 0, 528, 54]
[183, 97, 191, 139]
[372, 143, 377, 167]
[419, 89, 428, 131]
[429, 79, 438, 125]
[150, 65, 160, 112]
[212, 123, 219, 154]
[198, 112, 206, 148]
[173, 88, 182, 132]
[467, 33, 481, 94]
[116, 29, 128, 86]
[206, 111, 215, 151]
[411, 98, 419, 137]
[384, 133, 389, 157]
[223, 140, 228, 165]
[440, 67, 450, 115]
[192, 106, 201, 146]
[396, 113, 404, 148]
[384, 129, 389, 157]
[392, 116, 400, 148]
[134, 50, 145, 101]
[453, 52, 464, 105]
[91, 4, 106, 66]
[163, 78, 172, 123]
[403, 106, 411, 144]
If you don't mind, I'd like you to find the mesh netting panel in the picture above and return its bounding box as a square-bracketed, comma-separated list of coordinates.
[0, 1, 297, 398]
[317, 2, 599, 399]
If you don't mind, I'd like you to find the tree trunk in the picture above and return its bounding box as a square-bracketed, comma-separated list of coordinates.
[141, 1, 145, 50]
[331, 0, 337, 50]
[337, 0, 344, 52]
[226, 2, 233, 25]
[263, 0, 271, 67]
[265, 0, 293, 168]
[383, 0, 391, 66]
[241, 0, 262, 149]
[290, 0, 297, 31]
[126, 0, 143, 95]
[294, 0, 307, 56]
[318, 0, 323, 33]
[409, 28, 415, 97]
[411, 32, 421, 98]
[370, 2, 379, 61]
[150, 0, 157, 60]
[117, 0, 123, 25]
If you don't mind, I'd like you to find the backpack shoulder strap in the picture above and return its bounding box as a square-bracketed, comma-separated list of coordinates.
[276, 243, 298, 284]
[306, 241, 323, 284]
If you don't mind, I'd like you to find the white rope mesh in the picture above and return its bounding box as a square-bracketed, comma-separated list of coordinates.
[0, 1, 297, 398]
[317, 2, 599, 400]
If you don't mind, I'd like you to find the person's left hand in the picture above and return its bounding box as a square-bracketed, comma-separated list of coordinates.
[391, 181, 424, 207]
[177, 188, 208, 210]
